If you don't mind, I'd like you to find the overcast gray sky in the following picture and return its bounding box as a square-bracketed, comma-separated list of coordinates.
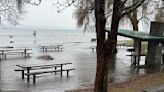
[20, 0, 76, 29]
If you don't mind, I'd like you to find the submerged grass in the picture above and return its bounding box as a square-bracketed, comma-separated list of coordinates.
[66, 40, 163, 92]
[108, 71, 164, 92]
[124, 40, 148, 54]
[66, 71, 164, 92]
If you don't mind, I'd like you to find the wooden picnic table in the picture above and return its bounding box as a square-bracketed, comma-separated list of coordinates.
[39, 44, 63, 52]
[15, 62, 73, 82]
[126, 48, 135, 62]
[90, 46, 96, 52]
[0, 48, 32, 60]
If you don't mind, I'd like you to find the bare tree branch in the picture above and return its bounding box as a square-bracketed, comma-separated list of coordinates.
[25, 0, 41, 6]
[122, 0, 145, 17]
[54, 0, 76, 13]
[0, 0, 26, 25]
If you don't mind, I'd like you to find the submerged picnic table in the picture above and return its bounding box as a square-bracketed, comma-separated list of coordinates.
[90, 46, 96, 52]
[15, 62, 75, 83]
[39, 44, 63, 52]
[126, 48, 135, 62]
[126, 48, 147, 66]
[0, 47, 32, 60]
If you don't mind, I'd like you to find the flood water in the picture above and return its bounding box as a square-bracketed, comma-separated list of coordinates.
[0, 45, 146, 92]
[0, 28, 146, 92]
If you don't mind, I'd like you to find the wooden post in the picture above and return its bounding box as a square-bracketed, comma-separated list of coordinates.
[136, 40, 141, 67]
[146, 22, 164, 70]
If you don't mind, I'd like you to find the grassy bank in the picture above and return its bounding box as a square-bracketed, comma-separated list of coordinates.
[124, 40, 147, 50]
[66, 71, 164, 92]
[122, 40, 147, 54]
[108, 71, 164, 92]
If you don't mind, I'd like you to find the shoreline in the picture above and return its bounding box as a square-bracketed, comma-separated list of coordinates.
[66, 71, 164, 92]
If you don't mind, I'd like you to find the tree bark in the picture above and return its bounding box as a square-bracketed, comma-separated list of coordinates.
[94, 0, 106, 92]
[103, 0, 121, 91]
[94, 0, 145, 91]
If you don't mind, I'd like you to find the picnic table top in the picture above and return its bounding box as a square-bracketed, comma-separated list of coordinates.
[39, 44, 63, 47]
[0, 48, 32, 51]
[126, 53, 146, 56]
[0, 46, 14, 48]
[16, 62, 72, 68]
[126, 48, 135, 52]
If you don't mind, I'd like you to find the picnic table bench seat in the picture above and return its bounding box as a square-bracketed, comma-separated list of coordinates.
[24, 68, 75, 83]
[15, 65, 61, 79]
[15, 63, 74, 84]
[3, 52, 33, 59]
[0, 48, 32, 60]
[126, 53, 146, 56]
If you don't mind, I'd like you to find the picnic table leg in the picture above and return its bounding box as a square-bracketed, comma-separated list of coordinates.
[24, 48, 27, 58]
[27, 67, 30, 82]
[2, 51, 4, 60]
[21, 52, 23, 56]
[42, 46, 44, 52]
[60, 64, 63, 77]
[54, 67, 57, 75]
[33, 75, 36, 84]
[60, 48, 63, 51]
[92, 48, 94, 52]
[131, 52, 133, 62]
[57, 46, 59, 51]
[67, 70, 69, 77]
[4, 55, 7, 59]
[22, 70, 24, 79]
[27, 53, 30, 57]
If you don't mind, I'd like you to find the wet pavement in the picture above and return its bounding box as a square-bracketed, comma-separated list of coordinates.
[0, 45, 147, 92]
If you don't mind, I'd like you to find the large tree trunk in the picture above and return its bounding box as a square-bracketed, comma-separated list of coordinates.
[94, 0, 144, 91]
[146, 22, 164, 72]
[94, 0, 106, 92]
[103, 0, 121, 91]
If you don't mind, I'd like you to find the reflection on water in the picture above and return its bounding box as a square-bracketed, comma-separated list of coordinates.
[0, 45, 147, 92]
